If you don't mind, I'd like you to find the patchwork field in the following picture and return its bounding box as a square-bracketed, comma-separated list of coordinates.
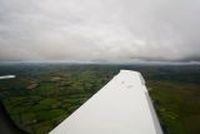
[0, 64, 199, 134]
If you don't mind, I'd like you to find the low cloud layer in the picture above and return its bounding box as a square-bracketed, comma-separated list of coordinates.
[0, 0, 200, 62]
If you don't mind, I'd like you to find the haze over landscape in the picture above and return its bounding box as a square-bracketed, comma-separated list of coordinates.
[0, 0, 200, 62]
[0, 1, 200, 134]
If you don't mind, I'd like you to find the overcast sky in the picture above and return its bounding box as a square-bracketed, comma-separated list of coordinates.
[0, 0, 200, 62]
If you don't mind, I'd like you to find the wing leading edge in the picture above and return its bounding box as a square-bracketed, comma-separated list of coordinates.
[50, 70, 163, 134]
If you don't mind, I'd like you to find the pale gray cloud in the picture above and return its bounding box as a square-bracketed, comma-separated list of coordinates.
[0, 0, 200, 62]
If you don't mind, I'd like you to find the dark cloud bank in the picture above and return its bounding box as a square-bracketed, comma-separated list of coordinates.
[0, 0, 200, 63]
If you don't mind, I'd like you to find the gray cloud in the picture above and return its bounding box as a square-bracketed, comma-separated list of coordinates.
[0, 0, 200, 62]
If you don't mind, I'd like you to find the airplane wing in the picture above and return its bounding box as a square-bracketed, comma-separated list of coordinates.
[0, 75, 15, 80]
[50, 70, 163, 134]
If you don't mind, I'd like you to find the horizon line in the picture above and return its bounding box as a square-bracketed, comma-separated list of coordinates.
[0, 60, 200, 65]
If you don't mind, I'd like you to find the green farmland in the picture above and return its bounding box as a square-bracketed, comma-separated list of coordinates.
[0, 64, 199, 134]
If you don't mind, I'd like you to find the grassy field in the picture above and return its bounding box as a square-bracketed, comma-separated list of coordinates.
[0, 64, 199, 134]
[148, 81, 200, 134]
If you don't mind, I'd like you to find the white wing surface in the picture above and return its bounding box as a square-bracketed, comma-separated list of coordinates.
[0, 75, 15, 80]
[50, 70, 163, 134]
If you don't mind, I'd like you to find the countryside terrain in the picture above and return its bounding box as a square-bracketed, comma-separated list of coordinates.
[0, 63, 199, 134]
